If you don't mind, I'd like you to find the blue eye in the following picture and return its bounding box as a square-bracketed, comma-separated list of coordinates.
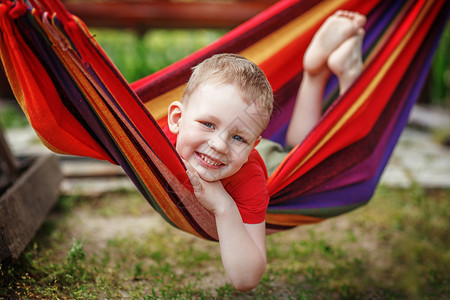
[202, 122, 214, 129]
[233, 135, 247, 143]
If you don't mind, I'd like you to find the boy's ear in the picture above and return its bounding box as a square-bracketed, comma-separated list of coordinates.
[253, 136, 262, 148]
[168, 101, 183, 134]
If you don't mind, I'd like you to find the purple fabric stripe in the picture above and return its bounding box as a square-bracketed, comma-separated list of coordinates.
[363, 0, 407, 55]
[267, 178, 374, 215]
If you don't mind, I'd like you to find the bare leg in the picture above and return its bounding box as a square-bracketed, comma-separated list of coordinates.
[286, 11, 366, 147]
[285, 70, 329, 148]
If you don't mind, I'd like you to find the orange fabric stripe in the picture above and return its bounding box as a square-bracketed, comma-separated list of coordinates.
[266, 213, 323, 226]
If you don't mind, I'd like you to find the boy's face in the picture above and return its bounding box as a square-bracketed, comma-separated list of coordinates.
[169, 83, 266, 182]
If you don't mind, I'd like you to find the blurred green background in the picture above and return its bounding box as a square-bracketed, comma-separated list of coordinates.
[429, 23, 449, 105]
[90, 28, 227, 83]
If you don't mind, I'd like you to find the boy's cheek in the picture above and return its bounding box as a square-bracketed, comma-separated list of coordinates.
[176, 132, 198, 157]
[181, 126, 207, 145]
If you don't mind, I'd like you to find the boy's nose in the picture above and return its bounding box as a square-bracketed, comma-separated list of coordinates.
[208, 136, 228, 153]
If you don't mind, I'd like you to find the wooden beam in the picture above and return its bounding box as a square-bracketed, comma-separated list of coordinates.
[63, 0, 276, 29]
[0, 154, 62, 262]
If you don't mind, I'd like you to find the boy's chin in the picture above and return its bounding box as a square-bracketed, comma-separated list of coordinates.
[197, 172, 223, 182]
[195, 167, 227, 182]
[194, 163, 243, 182]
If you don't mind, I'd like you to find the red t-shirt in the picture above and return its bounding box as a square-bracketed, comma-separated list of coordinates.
[164, 126, 269, 224]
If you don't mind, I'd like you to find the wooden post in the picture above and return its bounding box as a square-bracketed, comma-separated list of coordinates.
[0, 123, 20, 180]
[0, 154, 62, 262]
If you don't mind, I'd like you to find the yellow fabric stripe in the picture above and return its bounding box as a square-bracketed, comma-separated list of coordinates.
[144, 84, 185, 121]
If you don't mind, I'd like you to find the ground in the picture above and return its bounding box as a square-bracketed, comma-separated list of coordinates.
[0, 104, 449, 298]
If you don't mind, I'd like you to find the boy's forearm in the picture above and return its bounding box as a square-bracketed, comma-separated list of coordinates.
[214, 195, 266, 291]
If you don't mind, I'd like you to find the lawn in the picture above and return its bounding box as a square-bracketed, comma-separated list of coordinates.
[1, 185, 448, 299]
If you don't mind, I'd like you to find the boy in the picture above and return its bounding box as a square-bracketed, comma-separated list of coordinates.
[165, 10, 366, 291]
[165, 54, 271, 291]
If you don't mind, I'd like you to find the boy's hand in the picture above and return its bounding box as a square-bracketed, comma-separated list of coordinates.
[183, 159, 232, 214]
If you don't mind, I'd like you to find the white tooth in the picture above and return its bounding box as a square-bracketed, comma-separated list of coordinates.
[200, 153, 222, 166]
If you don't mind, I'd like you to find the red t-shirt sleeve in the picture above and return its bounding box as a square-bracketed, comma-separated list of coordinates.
[221, 150, 269, 224]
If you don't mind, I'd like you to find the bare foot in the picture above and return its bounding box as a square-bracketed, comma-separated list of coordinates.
[327, 28, 365, 94]
[303, 10, 366, 76]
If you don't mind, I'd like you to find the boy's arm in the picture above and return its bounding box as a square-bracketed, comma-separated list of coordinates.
[215, 200, 267, 292]
[185, 162, 266, 292]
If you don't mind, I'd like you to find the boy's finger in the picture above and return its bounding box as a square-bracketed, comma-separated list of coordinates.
[181, 158, 190, 168]
[183, 159, 197, 176]
[182, 160, 203, 189]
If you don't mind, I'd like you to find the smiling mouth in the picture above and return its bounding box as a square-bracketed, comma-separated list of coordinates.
[195, 152, 225, 168]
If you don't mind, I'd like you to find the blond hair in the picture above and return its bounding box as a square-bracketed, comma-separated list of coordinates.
[182, 53, 273, 126]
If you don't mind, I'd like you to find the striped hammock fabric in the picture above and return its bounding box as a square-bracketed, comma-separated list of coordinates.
[0, 0, 448, 240]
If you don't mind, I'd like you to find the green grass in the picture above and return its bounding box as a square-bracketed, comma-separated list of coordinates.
[0, 103, 28, 129]
[1, 186, 449, 299]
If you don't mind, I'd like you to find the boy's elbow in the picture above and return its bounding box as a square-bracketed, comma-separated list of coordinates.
[231, 266, 265, 292]
[233, 278, 260, 292]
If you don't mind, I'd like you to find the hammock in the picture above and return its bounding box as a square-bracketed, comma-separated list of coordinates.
[0, 0, 448, 240]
